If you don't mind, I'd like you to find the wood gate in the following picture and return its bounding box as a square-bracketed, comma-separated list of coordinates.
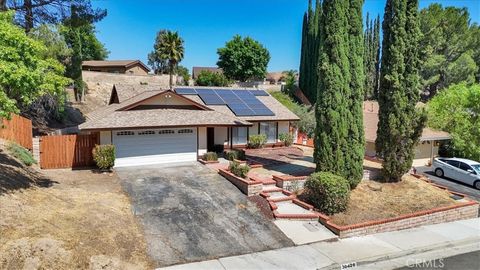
[0, 114, 33, 150]
[39, 134, 99, 169]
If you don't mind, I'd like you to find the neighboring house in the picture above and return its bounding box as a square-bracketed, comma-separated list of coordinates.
[192, 66, 223, 79]
[82, 60, 150, 75]
[79, 85, 299, 167]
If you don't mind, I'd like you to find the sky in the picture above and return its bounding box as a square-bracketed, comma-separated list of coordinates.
[92, 0, 480, 73]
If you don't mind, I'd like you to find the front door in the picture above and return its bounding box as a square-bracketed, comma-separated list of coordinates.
[207, 127, 215, 152]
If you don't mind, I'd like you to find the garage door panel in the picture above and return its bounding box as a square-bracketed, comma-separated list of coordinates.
[112, 128, 197, 167]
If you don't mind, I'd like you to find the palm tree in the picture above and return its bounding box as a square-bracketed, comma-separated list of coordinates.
[158, 31, 184, 89]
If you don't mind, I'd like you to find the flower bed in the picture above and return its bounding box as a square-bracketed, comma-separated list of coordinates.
[198, 158, 219, 165]
[218, 169, 263, 196]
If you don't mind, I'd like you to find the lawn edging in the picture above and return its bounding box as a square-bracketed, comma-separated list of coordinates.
[218, 168, 263, 196]
[198, 159, 220, 165]
[318, 198, 479, 238]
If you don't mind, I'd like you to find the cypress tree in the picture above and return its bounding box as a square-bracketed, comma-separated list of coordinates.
[345, 0, 365, 187]
[373, 15, 381, 98]
[314, 0, 350, 178]
[299, 12, 308, 95]
[376, 0, 426, 182]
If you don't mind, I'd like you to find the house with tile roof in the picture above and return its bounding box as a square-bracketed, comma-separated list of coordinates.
[79, 85, 299, 167]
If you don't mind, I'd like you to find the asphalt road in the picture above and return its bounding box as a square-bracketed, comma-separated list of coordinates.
[397, 250, 480, 270]
[417, 166, 480, 202]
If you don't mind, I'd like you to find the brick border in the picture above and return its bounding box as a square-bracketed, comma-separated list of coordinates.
[198, 159, 219, 165]
[218, 169, 263, 196]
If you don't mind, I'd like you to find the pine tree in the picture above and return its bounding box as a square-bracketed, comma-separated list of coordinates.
[314, 0, 350, 179]
[376, 0, 426, 182]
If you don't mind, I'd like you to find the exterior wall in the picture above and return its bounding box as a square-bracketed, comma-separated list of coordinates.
[214, 127, 229, 145]
[249, 122, 259, 136]
[277, 121, 290, 137]
[83, 64, 148, 76]
[140, 94, 193, 106]
[365, 142, 376, 157]
[125, 65, 149, 76]
[100, 131, 112, 145]
[198, 127, 207, 156]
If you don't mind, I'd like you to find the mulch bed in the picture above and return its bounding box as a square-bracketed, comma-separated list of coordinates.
[248, 195, 275, 220]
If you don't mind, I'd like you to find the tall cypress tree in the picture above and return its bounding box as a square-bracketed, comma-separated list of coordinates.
[314, 0, 350, 179]
[373, 15, 381, 98]
[299, 12, 308, 95]
[376, 0, 426, 182]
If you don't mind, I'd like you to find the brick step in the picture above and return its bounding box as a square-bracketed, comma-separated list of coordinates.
[262, 186, 283, 192]
[273, 212, 320, 220]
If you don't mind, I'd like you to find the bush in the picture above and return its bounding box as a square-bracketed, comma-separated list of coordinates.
[225, 149, 245, 161]
[92, 144, 115, 170]
[229, 161, 250, 179]
[6, 142, 36, 166]
[247, 134, 267, 149]
[279, 133, 294, 146]
[195, 70, 230, 86]
[303, 172, 350, 215]
[203, 152, 218, 161]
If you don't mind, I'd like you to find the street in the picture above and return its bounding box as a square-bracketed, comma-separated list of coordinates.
[417, 166, 480, 202]
[396, 250, 480, 270]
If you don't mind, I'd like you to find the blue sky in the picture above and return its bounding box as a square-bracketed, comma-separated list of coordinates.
[93, 0, 480, 73]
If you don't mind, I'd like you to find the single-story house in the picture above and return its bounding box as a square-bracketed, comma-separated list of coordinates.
[363, 101, 450, 166]
[192, 66, 223, 79]
[82, 60, 150, 75]
[79, 85, 299, 167]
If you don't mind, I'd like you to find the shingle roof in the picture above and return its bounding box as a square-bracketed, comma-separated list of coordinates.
[112, 84, 165, 103]
[82, 60, 150, 71]
[363, 101, 450, 142]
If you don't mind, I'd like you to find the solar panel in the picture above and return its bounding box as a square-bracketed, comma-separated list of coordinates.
[227, 103, 255, 116]
[252, 108, 275, 116]
[249, 90, 269, 96]
[198, 93, 225, 105]
[175, 88, 197, 95]
[196, 89, 215, 94]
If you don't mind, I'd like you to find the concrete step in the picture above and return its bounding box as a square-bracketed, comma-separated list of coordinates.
[262, 186, 282, 192]
[273, 201, 320, 220]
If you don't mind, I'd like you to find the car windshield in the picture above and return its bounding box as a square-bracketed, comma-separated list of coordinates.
[472, 164, 480, 174]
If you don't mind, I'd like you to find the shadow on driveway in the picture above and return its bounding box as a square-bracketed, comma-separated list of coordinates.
[116, 162, 293, 267]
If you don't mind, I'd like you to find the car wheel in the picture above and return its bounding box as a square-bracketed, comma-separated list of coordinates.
[435, 168, 444, 178]
[474, 181, 480, 190]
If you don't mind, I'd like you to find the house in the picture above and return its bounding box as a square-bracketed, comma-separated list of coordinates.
[192, 66, 223, 79]
[82, 60, 150, 75]
[79, 85, 299, 167]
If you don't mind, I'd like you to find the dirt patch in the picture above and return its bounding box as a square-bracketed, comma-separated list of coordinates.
[330, 175, 459, 226]
[0, 147, 152, 269]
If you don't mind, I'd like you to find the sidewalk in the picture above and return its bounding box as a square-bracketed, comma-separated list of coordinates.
[158, 218, 480, 270]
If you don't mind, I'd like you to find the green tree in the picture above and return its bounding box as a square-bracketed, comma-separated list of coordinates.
[29, 24, 72, 65]
[156, 30, 184, 89]
[0, 11, 70, 119]
[419, 4, 479, 99]
[148, 30, 169, 74]
[195, 70, 230, 87]
[282, 70, 297, 96]
[376, 0, 426, 182]
[427, 83, 480, 161]
[363, 13, 381, 100]
[217, 35, 270, 82]
[176, 65, 190, 86]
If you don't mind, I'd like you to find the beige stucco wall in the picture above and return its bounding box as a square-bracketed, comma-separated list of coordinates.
[249, 122, 259, 136]
[214, 127, 229, 146]
[140, 93, 192, 106]
[125, 65, 149, 76]
[198, 127, 207, 156]
[365, 142, 376, 157]
[100, 131, 112, 145]
[365, 140, 440, 166]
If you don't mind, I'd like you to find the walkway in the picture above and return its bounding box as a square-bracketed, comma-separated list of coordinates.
[158, 218, 480, 270]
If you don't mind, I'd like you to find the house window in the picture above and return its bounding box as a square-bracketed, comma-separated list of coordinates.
[232, 127, 247, 145]
[116, 131, 134, 136]
[158, 129, 175, 134]
[259, 122, 277, 143]
[138, 130, 155, 135]
[178, 129, 194, 134]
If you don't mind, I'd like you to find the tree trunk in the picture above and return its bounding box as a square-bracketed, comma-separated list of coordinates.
[24, 0, 34, 33]
[0, 0, 7, 11]
[169, 63, 174, 89]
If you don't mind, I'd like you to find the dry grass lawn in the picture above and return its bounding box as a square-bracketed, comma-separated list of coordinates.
[0, 142, 152, 269]
[330, 175, 459, 226]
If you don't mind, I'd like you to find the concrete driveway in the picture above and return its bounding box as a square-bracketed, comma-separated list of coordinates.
[116, 162, 293, 267]
[417, 166, 480, 202]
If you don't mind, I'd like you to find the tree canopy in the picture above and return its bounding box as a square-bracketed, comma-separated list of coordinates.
[217, 35, 270, 82]
[195, 70, 230, 87]
[427, 83, 480, 161]
[0, 11, 70, 119]
[419, 3, 480, 99]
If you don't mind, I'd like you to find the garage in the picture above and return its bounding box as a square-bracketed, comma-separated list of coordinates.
[112, 128, 197, 167]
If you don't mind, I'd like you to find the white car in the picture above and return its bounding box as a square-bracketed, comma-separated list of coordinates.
[432, 157, 480, 190]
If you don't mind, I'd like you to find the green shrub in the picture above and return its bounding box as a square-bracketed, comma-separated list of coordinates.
[203, 152, 218, 161]
[303, 172, 350, 215]
[6, 142, 36, 166]
[247, 134, 267, 149]
[279, 133, 294, 146]
[225, 149, 245, 161]
[228, 161, 250, 179]
[92, 144, 115, 170]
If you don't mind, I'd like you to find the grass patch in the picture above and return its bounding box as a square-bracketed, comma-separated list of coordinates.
[329, 175, 458, 226]
[6, 142, 36, 166]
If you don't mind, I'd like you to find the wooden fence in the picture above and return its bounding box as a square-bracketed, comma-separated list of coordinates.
[39, 134, 99, 169]
[0, 114, 33, 150]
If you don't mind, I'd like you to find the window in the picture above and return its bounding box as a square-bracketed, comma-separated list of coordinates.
[158, 129, 175, 134]
[232, 127, 247, 145]
[445, 160, 460, 167]
[116, 131, 134, 136]
[458, 162, 473, 172]
[138, 130, 155, 135]
[259, 122, 277, 143]
[178, 129, 194, 134]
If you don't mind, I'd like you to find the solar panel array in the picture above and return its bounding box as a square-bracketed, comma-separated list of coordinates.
[174, 88, 274, 116]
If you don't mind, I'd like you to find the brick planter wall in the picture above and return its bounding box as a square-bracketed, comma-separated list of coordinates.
[198, 159, 220, 165]
[218, 169, 263, 196]
[319, 200, 479, 238]
[273, 175, 308, 191]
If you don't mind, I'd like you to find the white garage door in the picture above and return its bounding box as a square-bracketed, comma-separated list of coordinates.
[113, 128, 197, 167]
